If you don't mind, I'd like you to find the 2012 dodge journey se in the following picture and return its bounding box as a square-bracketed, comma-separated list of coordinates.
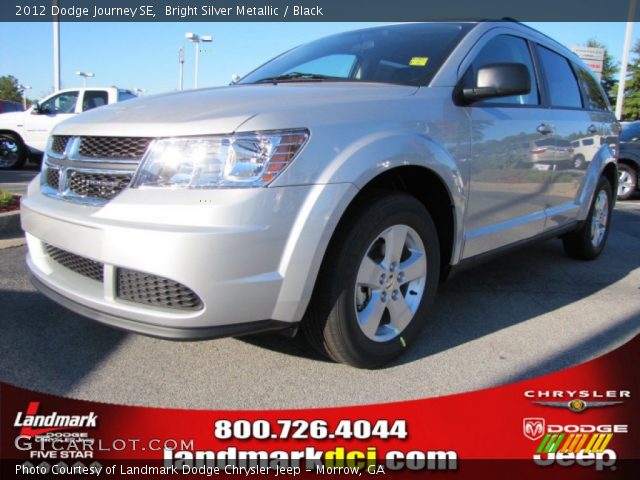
[22, 22, 618, 368]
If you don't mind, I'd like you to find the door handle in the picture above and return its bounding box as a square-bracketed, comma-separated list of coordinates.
[587, 124, 598, 135]
[537, 123, 553, 135]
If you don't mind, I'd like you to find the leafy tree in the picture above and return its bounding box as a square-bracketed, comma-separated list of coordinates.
[622, 39, 640, 121]
[585, 39, 618, 106]
[0, 75, 23, 103]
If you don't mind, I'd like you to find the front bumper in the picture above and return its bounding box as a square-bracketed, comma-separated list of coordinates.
[22, 178, 357, 337]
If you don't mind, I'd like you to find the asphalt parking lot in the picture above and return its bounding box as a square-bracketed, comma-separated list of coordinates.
[0, 188, 638, 409]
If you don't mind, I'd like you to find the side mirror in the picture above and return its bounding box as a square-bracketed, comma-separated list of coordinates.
[460, 62, 531, 104]
[31, 102, 42, 114]
[230, 74, 241, 85]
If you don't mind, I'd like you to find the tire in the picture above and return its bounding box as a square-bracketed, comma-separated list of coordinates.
[562, 177, 613, 260]
[573, 154, 585, 170]
[302, 192, 440, 368]
[617, 163, 637, 201]
[0, 133, 27, 170]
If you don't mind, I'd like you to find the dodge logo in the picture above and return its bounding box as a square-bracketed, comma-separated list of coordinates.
[523, 417, 545, 441]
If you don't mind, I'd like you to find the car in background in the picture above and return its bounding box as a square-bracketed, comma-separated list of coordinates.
[0, 99, 24, 114]
[0, 87, 137, 169]
[617, 121, 640, 200]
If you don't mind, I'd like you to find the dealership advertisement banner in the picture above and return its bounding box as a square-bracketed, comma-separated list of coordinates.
[2, 335, 638, 478]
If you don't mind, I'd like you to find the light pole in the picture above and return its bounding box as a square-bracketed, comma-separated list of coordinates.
[178, 46, 185, 91]
[18, 84, 31, 110]
[615, 0, 637, 120]
[52, 0, 60, 91]
[76, 71, 95, 87]
[185, 32, 212, 89]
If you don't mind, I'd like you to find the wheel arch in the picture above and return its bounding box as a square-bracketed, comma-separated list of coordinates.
[345, 166, 457, 280]
[0, 129, 26, 145]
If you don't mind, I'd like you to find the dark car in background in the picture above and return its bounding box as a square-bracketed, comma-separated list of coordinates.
[0, 100, 24, 113]
[617, 121, 640, 200]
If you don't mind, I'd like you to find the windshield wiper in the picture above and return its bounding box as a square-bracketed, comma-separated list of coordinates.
[253, 72, 342, 84]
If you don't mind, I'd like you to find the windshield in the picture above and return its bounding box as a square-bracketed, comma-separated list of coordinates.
[240, 23, 473, 87]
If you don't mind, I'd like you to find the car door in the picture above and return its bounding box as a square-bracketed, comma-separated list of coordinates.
[23, 90, 80, 152]
[533, 46, 611, 229]
[462, 33, 553, 258]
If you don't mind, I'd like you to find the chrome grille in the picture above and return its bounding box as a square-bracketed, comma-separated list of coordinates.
[45, 167, 60, 190]
[45, 244, 104, 282]
[67, 171, 131, 200]
[117, 269, 203, 311]
[78, 136, 152, 160]
[51, 136, 70, 154]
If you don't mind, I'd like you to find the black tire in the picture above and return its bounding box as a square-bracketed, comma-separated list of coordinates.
[302, 192, 440, 368]
[562, 177, 613, 260]
[573, 154, 585, 170]
[0, 133, 27, 170]
[617, 163, 637, 201]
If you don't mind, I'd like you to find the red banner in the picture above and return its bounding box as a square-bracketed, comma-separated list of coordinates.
[2, 335, 638, 478]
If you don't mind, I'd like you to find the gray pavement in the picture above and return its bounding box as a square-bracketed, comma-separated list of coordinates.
[0, 166, 38, 195]
[0, 199, 639, 409]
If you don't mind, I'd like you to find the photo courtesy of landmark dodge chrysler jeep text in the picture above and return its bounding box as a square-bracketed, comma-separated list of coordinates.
[21, 22, 618, 368]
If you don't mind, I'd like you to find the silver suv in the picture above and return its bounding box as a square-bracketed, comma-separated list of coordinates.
[22, 22, 618, 368]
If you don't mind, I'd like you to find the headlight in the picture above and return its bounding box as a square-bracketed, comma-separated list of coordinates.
[132, 129, 308, 189]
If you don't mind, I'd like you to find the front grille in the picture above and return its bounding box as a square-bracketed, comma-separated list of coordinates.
[117, 269, 203, 310]
[51, 136, 70, 154]
[67, 171, 131, 200]
[45, 244, 104, 282]
[78, 136, 152, 160]
[45, 167, 60, 190]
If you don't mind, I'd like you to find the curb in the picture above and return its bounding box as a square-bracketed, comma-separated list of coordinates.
[0, 210, 21, 235]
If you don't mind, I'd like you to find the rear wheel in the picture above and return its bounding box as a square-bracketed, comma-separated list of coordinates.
[303, 192, 440, 368]
[562, 177, 613, 260]
[617, 163, 637, 201]
[0, 133, 27, 170]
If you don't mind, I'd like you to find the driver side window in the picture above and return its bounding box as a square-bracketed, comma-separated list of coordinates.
[40, 91, 79, 114]
[465, 35, 539, 106]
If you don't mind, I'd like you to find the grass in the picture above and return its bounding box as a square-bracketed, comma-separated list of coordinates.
[0, 191, 17, 207]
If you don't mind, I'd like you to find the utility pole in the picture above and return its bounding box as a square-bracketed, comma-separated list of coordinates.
[185, 32, 212, 89]
[52, 0, 60, 91]
[179, 46, 185, 91]
[615, 0, 637, 120]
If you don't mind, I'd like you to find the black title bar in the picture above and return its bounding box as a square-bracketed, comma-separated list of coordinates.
[3, 0, 639, 22]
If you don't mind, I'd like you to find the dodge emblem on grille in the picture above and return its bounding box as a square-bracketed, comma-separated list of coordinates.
[85, 179, 120, 188]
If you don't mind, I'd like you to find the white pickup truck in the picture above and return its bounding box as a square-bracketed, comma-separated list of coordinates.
[0, 87, 137, 169]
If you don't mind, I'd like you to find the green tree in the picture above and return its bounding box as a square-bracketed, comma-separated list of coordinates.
[622, 39, 640, 121]
[0, 75, 23, 103]
[585, 39, 618, 105]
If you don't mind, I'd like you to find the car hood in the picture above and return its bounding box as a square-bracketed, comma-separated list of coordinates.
[53, 83, 418, 137]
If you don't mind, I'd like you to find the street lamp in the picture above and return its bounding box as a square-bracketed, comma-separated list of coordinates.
[76, 71, 95, 87]
[18, 84, 31, 110]
[185, 32, 212, 89]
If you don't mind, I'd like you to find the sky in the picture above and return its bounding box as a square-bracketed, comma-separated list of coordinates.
[1, 21, 639, 100]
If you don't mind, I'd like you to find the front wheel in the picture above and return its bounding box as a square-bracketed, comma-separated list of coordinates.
[562, 177, 613, 260]
[303, 192, 440, 368]
[0, 133, 27, 170]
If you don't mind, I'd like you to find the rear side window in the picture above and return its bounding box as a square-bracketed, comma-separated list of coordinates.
[82, 91, 109, 111]
[465, 35, 539, 106]
[536, 46, 582, 109]
[574, 64, 609, 111]
[118, 91, 137, 102]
